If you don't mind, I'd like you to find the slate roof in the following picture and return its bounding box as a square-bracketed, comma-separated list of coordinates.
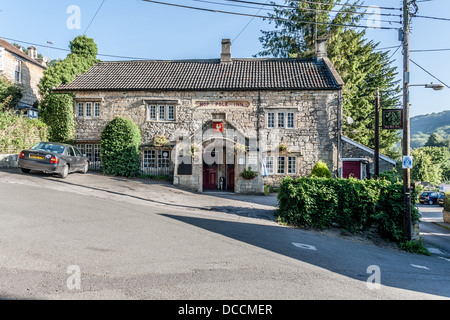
[0, 38, 46, 69]
[56, 58, 343, 92]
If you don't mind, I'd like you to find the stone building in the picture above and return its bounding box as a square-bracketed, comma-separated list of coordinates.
[0, 39, 47, 118]
[341, 135, 397, 179]
[56, 39, 344, 193]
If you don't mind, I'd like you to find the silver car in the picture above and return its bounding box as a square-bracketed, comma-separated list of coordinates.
[18, 142, 89, 178]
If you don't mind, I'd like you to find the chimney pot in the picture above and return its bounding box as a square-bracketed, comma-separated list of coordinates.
[27, 46, 38, 60]
[220, 39, 232, 64]
[315, 37, 327, 59]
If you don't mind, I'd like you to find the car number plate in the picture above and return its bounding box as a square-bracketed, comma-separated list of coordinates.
[29, 154, 45, 160]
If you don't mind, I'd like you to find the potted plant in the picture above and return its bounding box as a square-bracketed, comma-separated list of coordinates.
[278, 143, 289, 154]
[154, 135, 169, 147]
[240, 166, 257, 180]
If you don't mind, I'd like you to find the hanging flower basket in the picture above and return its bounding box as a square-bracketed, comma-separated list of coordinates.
[240, 166, 257, 180]
[278, 143, 289, 154]
[154, 135, 169, 147]
[234, 142, 246, 153]
[189, 143, 201, 157]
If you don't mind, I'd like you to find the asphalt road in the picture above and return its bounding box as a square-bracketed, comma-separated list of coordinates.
[418, 203, 450, 256]
[0, 170, 449, 300]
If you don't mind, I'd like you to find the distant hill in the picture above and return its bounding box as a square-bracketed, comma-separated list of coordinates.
[411, 110, 450, 148]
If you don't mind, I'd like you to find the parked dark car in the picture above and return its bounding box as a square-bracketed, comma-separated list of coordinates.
[419, 191, 439, 205]
[18, 142, 89, 178]
[438, 192, 445, 207]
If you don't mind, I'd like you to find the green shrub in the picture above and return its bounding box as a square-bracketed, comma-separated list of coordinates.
[0, 109, 48, 153]
[444, 192, 450, 212]
[277, 176, 420, 243]
[100, 117, 141, 178]
[310, 160, 331, 178]
[39, 93, 74, 143]
[241, 167, 257, 180]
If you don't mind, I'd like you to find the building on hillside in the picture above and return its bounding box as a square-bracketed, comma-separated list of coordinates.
[55, 38, 345, 193]
[0, 38, 47, 118]
[341, 135, 397, 179]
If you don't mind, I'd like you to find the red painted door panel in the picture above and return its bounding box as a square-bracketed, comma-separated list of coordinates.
[203, 165, 218, 189]
[343, 161, 361, 179]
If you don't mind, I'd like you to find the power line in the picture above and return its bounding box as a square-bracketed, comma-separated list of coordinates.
[0, 36, 152, 60]
[409, 58, 450, 89]
[84, 0, 106, 35]
[140, 0, 400, 30]
[288, 0, 401, 11]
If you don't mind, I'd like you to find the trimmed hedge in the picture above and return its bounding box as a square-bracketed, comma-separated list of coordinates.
[0, 109, 48, 153]
[100, 117, 141, 178]
[277, 176, 420, 243]
[444, 192, 450, 212]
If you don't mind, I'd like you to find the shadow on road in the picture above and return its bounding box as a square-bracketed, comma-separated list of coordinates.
[162, 213, 450, 298]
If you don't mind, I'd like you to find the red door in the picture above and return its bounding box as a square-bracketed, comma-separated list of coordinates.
[226, 165, 235, 191]
[203, 165, 218, 189]
[342, 161, 361, 179]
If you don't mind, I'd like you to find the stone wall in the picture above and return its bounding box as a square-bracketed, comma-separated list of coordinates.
[0, 154, 18, 168]
[341, 137, 396, 175]
[72, 88, 340, 193]
[1, 50, 45, 107]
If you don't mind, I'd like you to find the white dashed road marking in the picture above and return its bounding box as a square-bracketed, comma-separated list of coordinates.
[292, 243, 317, 251]
[410, 264, 430, 270]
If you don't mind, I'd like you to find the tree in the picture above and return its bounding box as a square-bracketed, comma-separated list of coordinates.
[411, 147, 445, 185]
[0, 76, 22, 110]
[38, 35, 98, 142]
[257, 0, 401, 154]
[101, 117, 141, 178]
[424, 133, 442, 147]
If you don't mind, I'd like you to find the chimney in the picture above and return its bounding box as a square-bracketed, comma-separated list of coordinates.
[27, 46, 38, 60]
[315, 37, 327, 59]
[220, 39, 232, 64]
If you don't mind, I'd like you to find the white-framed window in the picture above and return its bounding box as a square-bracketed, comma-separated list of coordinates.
[14, 59, 22, 83]
[85, 102, 92, 117]
[287, 156, 296, 174]
[277, 156, 285, 174]
[76, 101, 101, 118]
[277, 112, 285, 128]
[168, 105, 175, 121]
[94, 102, 100, 117]
[287, 112, 295, 128]
[143, 150, 156, 168]
[266, 156, 274, 174]
[77, 103, 84, 117]
[159, 105, 165, 120]
[149, 105, 156, 120]
[267, 112, 275, 128]
[158, 150, 171, 168]
[148, 104, 176, 121]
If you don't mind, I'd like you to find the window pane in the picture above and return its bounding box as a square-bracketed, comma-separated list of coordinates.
[149, 105, 156, 120]
[159, 105, 165, 120]
[287, 112, 294, 128]
[288, 156, 296, 174]
[266, 156, 274, 174]
[267, 113, 274, 128]
[277, 157, 285, 174]
[94, 102, 100, 117]
[77, 103, 83, 117]
[168, 105, 175, 120]
[85, 103, 92, 117]
[143, 150, 156, 168]
[158, 150, 170, 168]
[277, 113, 285, 128]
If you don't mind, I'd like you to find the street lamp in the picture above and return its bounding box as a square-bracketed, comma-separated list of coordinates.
[410, 82, 445, 91]
[402, 82, 444, 241]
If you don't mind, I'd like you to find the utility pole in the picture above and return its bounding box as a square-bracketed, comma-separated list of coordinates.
[374, 87, 380, 178]
[402, 0, 412, 241]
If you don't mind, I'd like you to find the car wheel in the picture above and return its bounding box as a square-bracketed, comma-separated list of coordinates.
[20, 168, 31, 174]
[81, 161, 88, 174]
[59, 164, 69, 179]
[428, 200, 433, 205]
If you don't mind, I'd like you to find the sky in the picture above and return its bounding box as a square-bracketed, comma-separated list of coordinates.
[0, 0, 449, 118]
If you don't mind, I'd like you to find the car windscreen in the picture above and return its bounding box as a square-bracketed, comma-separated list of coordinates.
[31, 143, 65, 154]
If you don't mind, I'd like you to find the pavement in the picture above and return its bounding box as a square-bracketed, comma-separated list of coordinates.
[1, 168, 449, 258]
[418, 203, 450, 258]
